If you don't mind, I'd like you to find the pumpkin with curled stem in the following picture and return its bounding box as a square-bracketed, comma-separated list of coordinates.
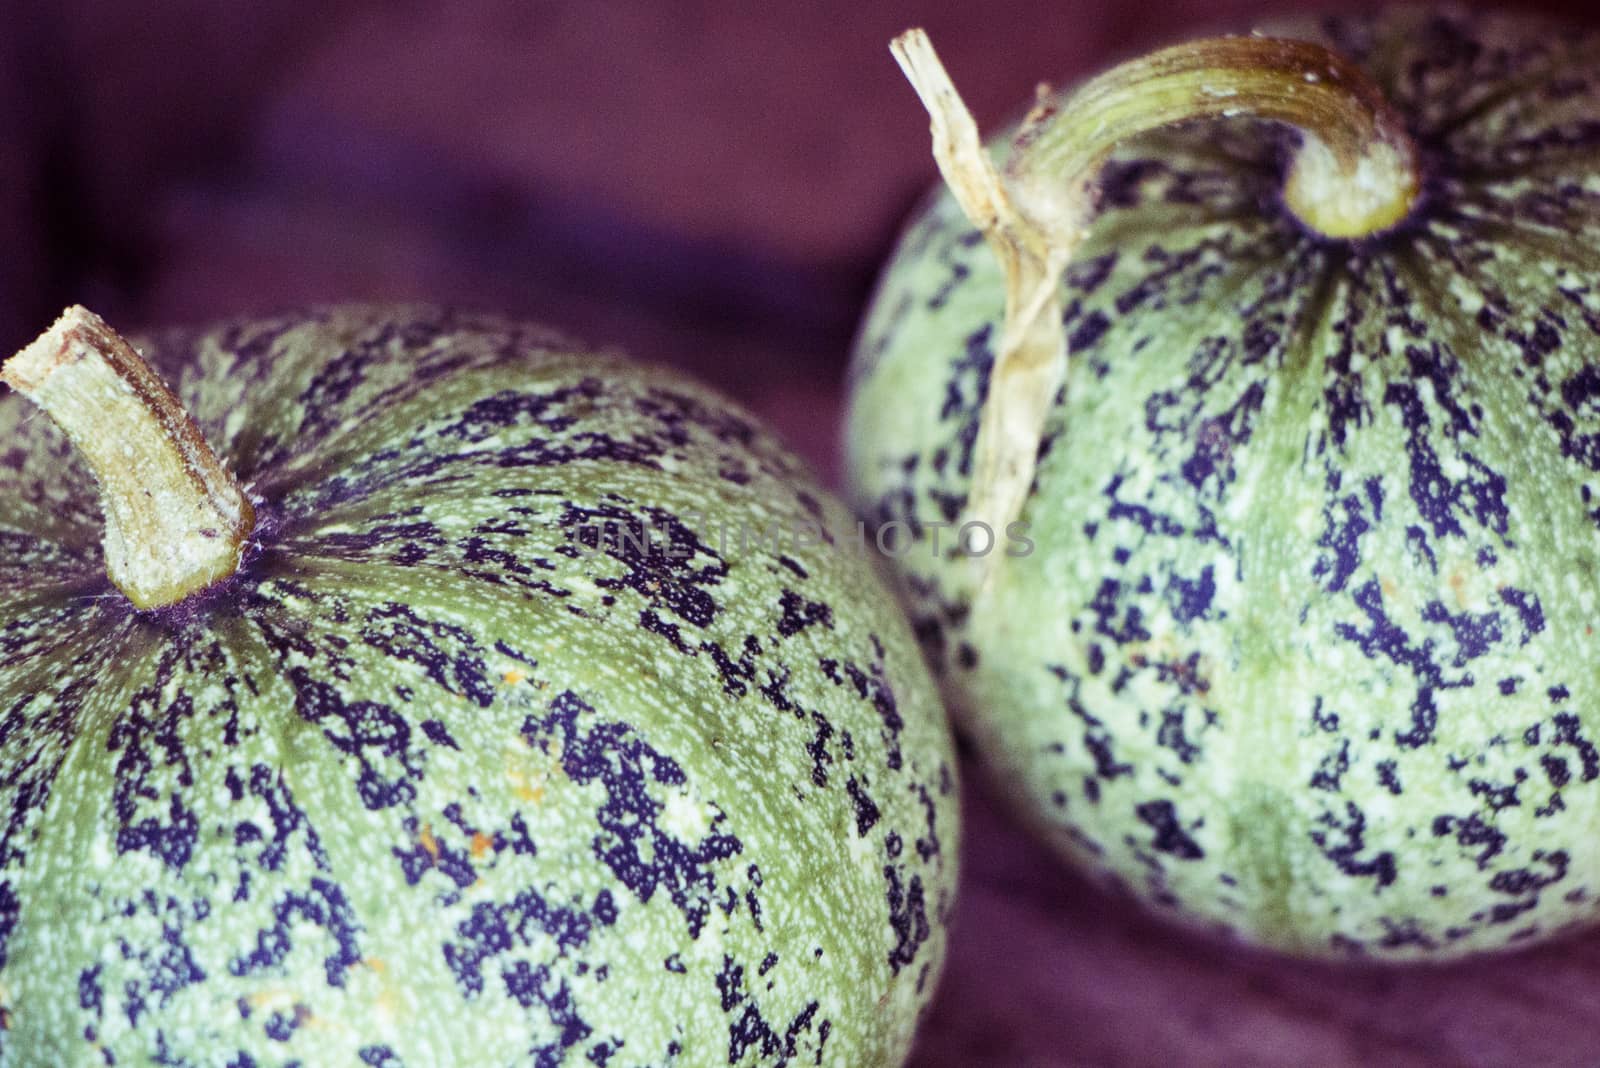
[847, 8, 1600, 959]
[0, 304, 957, 1064]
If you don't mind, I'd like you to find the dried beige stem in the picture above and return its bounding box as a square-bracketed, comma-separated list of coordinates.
[892, 30, 1074, 582]
[890, 29, 1418, 588]
[3, 306, 255, 608]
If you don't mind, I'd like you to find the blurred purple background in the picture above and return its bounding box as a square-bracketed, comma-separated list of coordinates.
[7, 1, 1600, 1063]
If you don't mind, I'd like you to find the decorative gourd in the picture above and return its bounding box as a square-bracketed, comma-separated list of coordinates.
[847, 8, 1600, 959]
[0, 305, 957, 1063]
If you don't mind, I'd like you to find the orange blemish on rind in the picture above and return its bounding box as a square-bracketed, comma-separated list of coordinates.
[248, 988, 298, 1011]
[510, 771, 546, 804]
[507, 736, 563, 803]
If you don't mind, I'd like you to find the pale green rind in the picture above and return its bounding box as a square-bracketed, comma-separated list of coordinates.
[848, 9, 1600, 959]
[1, 306, 958, 1064]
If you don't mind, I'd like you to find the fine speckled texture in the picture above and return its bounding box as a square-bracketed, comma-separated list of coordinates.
[0, 305, 958, 1065]
[847, 8, 1600, 960]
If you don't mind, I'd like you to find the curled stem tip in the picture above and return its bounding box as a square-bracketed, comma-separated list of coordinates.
[891, 28, 1418, 587]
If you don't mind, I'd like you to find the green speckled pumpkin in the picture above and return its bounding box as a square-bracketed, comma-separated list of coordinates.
[0, 305, 957, 1064]
[848, 8, 1600, 959]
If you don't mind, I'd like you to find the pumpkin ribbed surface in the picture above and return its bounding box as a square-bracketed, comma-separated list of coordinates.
[848, 9, 1600, 958]
[2, 306, 957, 1064]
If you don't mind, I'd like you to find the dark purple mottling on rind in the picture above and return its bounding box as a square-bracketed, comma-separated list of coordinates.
[852, 9, 1600, 957]
[0, 304, 954, 1062]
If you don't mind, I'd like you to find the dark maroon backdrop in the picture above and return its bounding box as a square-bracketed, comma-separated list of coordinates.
[7, 1, 1600, 1063]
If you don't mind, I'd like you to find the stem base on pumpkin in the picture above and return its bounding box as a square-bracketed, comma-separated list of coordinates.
[892, 29, 1420, 590]
[3, 307, 255, 609]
